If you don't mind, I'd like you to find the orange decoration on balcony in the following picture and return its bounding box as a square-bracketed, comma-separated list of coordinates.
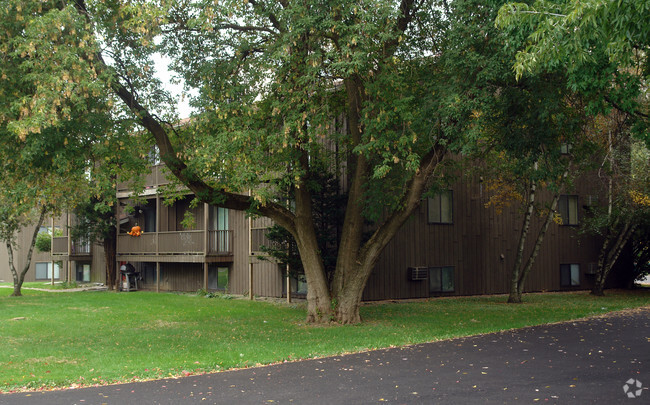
[127, 225, 142, 237]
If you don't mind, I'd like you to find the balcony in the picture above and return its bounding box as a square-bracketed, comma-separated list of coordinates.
[52, 237, 67, 255]
[117, 165, 171, 194]
[117, 230, 233, 262]
[51, 237, 91, 256]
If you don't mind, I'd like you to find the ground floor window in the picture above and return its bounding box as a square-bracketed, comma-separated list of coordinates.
[75, 263, 91, 283]
[283, 275, 308, 296]
[35, 262, 60, 280]
[560, 264, 580, 286]
[208, 265, 229, 291]
[142, 262, 157, 284]
[429, 266, 454, 293]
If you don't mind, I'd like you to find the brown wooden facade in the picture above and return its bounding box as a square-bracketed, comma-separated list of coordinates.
[112, 165, 283, 296]
[364, 171, 627, 300]
[1, 161, 627, 299]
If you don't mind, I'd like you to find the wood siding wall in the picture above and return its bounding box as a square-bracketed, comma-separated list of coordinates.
[228, 212, 283, 297]
[363, 172, 615, 300]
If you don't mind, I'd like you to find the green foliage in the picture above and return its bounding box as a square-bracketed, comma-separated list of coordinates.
[496, 0, 650, 145]
[34, 228, 63, 253]
[159, 0, 450, 217]
[438, 0, 589, 201]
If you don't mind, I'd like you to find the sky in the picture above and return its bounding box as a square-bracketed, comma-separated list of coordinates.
[152, 53, 195, 119]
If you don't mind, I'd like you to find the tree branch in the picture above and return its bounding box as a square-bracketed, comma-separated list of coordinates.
[72, 0, 297, 234]
[216, 23, 277, 35]
[605, 95, 649, 119]
[248, 0, 284, 33]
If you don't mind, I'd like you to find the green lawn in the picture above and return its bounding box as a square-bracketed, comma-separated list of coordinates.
[0, 282, 81, 291]
[0, 288, 648, 393]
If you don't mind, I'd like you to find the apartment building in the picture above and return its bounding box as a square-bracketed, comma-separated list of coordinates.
[1, 161, 630, 298]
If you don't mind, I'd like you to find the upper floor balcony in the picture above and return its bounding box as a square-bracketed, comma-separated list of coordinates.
[117, 164, 171, 196]
[52, 237, 91, 257]
[117, 229, 233, 260]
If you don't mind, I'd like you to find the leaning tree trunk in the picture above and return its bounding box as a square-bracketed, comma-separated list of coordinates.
[509, 188, 560, 303]
[7, 243, 25, 297]
[508, 180, 537, 304]
[592, 221, 635, 296]
[8, 207, 48, 297]
[330, 137, 446, 323]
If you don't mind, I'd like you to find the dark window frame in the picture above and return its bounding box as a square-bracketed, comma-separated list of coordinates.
[558, 195, 579, 226]
[429, 266, 455, 293]
[427, 190, 454, 224]
[560, 263, 580, 287]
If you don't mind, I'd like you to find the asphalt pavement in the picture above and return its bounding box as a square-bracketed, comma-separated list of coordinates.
[1, 307, 648, 405]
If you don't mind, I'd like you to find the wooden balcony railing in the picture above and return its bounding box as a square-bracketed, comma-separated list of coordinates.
[117, 165, 171, 192]
[117, 230, 233, 256]
[51, 237, 91, 255]
[52, 237, 68, 255]
[250, 228, 282, 253]
[71, 239, 91, 255]
[208, 230, 233, 254]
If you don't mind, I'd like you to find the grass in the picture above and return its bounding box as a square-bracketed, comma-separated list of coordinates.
[0, 282, 81, 291]
[0, 288, 648, 393]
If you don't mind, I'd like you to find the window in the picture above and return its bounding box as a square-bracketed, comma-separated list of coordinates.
[558, 195, 579, 225]
[428, 191, 453, 224]
[429, 266, 454, 293]
[148, 145, 161, 165]
[208, 265, 229, 291]
[560, 143, 572, 155]
[560, 264, 580, 286]
[76, 263, 91, 282]
[209, 206, 230, 252]
[35, 262, 60, 280]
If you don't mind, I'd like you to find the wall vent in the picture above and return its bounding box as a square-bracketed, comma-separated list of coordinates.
[408, 266, 428, 281]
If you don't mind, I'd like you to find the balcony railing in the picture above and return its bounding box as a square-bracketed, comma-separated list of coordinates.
[72, 239, 91, 255]
[117, 165, 171, 192]
[52, 237, 68, 255]
[117, 230, 233, 256]
[250, 228, 282, 253]
[51, 237, 91, 255]
[208, 230, 233, 254]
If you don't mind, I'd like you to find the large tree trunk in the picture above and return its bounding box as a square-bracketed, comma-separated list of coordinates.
[77, 0, 432, 324]
[8, 207, 48, 297]
[294, 148, 334, 323]
[330, 118, 447, 323]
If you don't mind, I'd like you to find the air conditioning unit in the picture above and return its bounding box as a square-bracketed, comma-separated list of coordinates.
[408, 266, 428, 281]
[585, 263, 598, 275]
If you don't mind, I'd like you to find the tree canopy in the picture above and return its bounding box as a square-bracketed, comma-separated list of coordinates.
[496, 0, 649, 145]
[3, 0, 643, 318]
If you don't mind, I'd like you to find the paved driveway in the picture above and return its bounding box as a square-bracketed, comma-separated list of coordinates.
[2, 307, 648, 404]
